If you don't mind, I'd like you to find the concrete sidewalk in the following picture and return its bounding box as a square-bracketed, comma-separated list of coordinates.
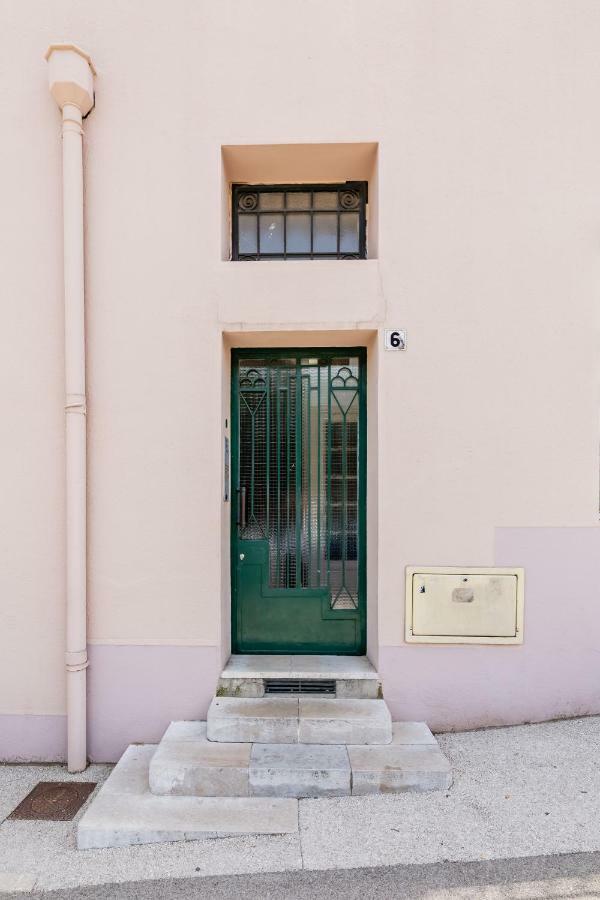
[0, 716, 598, 894]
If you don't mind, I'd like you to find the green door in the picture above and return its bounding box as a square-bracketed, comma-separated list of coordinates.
[231, 348, 366, 654]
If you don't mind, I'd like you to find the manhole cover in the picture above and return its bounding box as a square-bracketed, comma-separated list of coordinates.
[8, 781, 97, 821]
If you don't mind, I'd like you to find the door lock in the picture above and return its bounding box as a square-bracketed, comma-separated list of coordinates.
[239, 553, 245, 561]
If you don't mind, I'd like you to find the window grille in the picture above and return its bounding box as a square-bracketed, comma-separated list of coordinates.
[232, 183, 367, 260]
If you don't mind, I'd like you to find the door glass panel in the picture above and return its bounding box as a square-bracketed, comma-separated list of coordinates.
[237, 355, 361, 609]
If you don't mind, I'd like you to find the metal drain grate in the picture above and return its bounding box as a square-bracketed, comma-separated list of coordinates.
[265, 678, 336, 695]
[8, 782, 97, 821]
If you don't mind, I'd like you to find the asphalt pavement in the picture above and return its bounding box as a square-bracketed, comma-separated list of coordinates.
[3, 851, 600, 899]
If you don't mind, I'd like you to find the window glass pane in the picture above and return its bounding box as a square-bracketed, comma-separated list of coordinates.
[238, 215, 257, 253]
[313, 213, 337, 253]
[313, 192, 338, 210]
[340, 212, 359, 253]
[259, 214, 284, 253]
[259, 192, 284, 210]
[286, 192, 311, 209]
[286, 213, 311, 253]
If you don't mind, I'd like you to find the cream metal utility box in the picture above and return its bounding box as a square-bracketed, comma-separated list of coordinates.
[405, 567, 524, 644]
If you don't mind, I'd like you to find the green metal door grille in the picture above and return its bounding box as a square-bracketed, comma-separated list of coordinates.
[236, 353, 363, 610]
[231, 349, 366, 654]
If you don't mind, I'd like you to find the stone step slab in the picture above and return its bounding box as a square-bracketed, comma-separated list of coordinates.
[149, 722, 251, 797]
[298, 698, 392, 745]
[221, 654, 380, 681]
[249, 743, 351, 798]
[147, 720, 449, 799]
[77, 745, 298, 849]
[207, 697, 300, 743]
[218, 654, 382, 699]
[207, 697, 393, 745]
[386, 721, 439, 746]
[347, 723, 452, 795]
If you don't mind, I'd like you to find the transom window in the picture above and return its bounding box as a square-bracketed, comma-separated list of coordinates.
[232, 183, 367, 261]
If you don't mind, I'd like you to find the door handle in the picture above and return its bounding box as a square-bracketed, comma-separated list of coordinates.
[237, 486, 247, 530]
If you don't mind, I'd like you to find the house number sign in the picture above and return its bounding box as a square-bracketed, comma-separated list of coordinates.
[384, 329, 406, 350]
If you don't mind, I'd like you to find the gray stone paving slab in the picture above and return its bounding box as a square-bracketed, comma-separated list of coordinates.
[77, 746, 298, 848]
[157, 721, 207, 742]
[389, 721, 438, 745]
[335, 678, 381, 699]
[207, 697, 299, 743]
[149, 723, 250, 796]
[349, 745, 452, 794]
[250, 744, 350, 798]
[298, 698, 392, 744]
[216, 677, 265, 698]
[221, 655, 378, 681]
[221, 655, 293, 679]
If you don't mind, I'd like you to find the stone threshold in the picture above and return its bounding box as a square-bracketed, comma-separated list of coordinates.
[218, 655, 382, 699]
[221, 655, 379, 681]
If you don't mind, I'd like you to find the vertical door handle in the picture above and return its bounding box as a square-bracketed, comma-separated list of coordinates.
[237, 486, 247, 530]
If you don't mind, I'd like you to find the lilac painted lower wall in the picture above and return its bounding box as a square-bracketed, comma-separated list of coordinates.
[4, 528, 599, 762]
[380, 527, 600, 731]
[0, 713, 67, 762]
[87, 644, 220, 762]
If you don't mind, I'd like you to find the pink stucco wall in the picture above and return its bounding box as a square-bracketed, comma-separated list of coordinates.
[2, 1, 600, 761]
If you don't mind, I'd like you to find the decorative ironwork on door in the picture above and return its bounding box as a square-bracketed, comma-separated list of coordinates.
[237, 354, 363, 611]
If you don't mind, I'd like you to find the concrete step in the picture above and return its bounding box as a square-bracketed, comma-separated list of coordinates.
[206, 697, 393, 744]
[207, 697, 299, 744]
[147, 720, 450, 802]
[218, 654, 382, 699]
[249, 743, 351, 798]
[149, 721, 251, 797]
[348, 723, 452, 795]
[298, 697, 392, 744]
[77, 744, 298, 849]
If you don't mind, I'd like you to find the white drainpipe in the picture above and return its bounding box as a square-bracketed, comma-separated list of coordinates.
[46, 44, 96, 773]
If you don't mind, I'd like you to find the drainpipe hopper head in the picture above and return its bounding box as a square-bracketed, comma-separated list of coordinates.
[45, 43, 95, 115]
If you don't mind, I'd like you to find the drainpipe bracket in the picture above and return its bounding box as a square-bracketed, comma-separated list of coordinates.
[66, 650, 88, 671]
[65, 393, 87, 415]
